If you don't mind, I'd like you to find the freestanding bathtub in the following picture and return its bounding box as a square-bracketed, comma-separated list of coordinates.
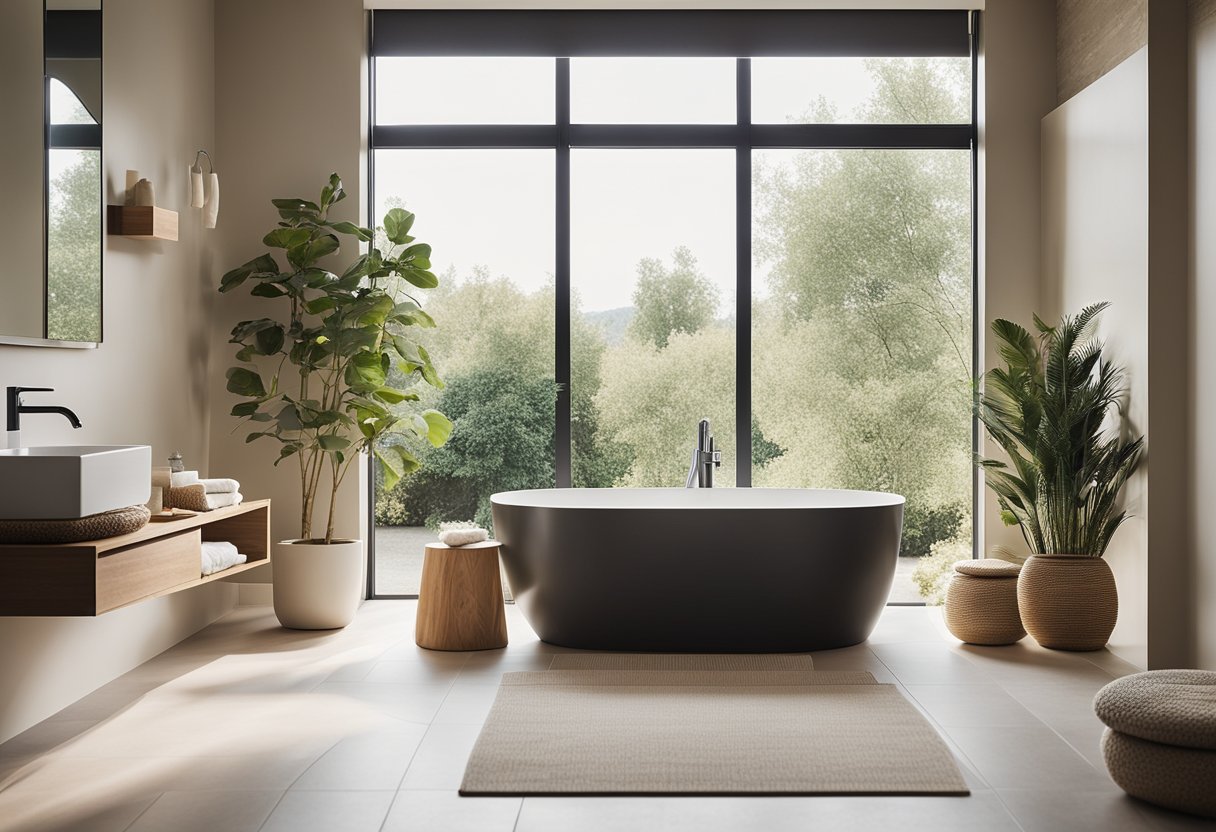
[490, 488, 904, 652]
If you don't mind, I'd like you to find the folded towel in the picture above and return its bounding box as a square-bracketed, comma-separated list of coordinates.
[201, 540, 247, 576]
[170, 470, 200, 488]
[200, 477, 240, 494]
[206, 491, 243, 510]
[168, 484, 244, 512]
[439, 527, 489, 547]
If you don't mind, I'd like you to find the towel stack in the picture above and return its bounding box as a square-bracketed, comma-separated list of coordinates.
[164, 470, 244, 512]
[201, 541, 247, 576]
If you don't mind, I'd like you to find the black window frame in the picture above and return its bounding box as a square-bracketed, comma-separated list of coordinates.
[366, 9, 980, 600]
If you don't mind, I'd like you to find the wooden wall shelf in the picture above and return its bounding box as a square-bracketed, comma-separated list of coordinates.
[0, 500, 270, 616]
[106, 205, 179, 241]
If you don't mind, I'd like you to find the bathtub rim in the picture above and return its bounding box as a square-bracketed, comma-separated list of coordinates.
[490, 486, 905, 510]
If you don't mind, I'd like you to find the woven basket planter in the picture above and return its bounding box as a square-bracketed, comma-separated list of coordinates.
[944, 559, 1025, 645]
[1017, 553, 1118, 651]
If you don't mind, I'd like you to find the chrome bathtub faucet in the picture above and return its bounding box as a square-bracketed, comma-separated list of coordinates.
[684, 418, 722, 488]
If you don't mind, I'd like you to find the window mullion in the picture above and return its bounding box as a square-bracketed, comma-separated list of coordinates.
[555, 57, 572, 488]
[736, 57, 752, 487]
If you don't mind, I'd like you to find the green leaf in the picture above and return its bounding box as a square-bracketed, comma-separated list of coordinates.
[226, 367, 266, 397]
[287, 234, 340, 270]
[271, 198, 320, 221]
[421, 410, 453, 447]
[219, 253, 279, 293]
[255, 325, 285, 355]
[318, 434, 351, 451]
[329, 221, 373, 241]
[382, 208, 416, 245]
[263, 227, 312, 249]
[371, 387, 409, 405]
[374, 444, 420, 491]
[400, 267, 439, 289]
[230, 318, 279, 342]
[343, 351, 387, 393]
[305, 296, 337, 315]
[273, 443, 301, 466]
[230, 401, 260, 418]
[250, 282, 287, 298]
[320, 173, 345, 209]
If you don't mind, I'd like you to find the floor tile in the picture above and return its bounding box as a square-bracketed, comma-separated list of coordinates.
[904, 684, 1040, 728]
[383, 789, 521, 832]
[0, 789, 158, 832]
[947, 724, 1115, 791]
[399, 724, 483, 790]
[997, 788, 1161, 831]
[309, 682, 452, 725]
[516, 793, 1021, 832]
[259, 789, 395, 832]
[433, 683, 502, 725]
[292, 722, 428, 791]
[869, 643, 994, 685]
[125, 789, 282, 832]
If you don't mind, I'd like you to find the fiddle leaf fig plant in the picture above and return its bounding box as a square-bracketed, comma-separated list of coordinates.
[220, 173, 451, 544]
[977, 302, 1144, 556]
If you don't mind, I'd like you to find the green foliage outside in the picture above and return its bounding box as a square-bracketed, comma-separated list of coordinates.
[46, 151, 101, 343]
[374, 59, 976, 598]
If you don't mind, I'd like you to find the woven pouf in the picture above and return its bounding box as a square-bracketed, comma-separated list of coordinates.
[0, 505, 152, 545]
[943, 558, 1025, 645]
[1094, 670, 1216, 818]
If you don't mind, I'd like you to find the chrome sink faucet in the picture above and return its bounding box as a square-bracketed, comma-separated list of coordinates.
[684, 418, 722, 488]
[5, 387, 83, 449]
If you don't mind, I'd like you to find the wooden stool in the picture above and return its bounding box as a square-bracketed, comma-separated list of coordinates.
[416, 540, 508, 651]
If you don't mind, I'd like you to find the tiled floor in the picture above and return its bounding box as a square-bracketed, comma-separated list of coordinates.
[0, 603, 1212, 832]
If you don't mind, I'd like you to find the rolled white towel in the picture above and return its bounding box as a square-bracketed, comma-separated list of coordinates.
[170, 470, 200, 488]
[201, 540, 246, 575]
[439, 527, 489, 547]
[206, 492, 243, 510]
[200, 477, 240, 494]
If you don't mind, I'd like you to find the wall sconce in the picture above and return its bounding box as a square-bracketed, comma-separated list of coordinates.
[189, 150, 219, 229]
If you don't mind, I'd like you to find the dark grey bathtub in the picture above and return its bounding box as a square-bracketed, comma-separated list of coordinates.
[490, 488, 904, 652]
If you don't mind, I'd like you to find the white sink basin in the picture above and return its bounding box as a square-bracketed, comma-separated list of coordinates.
[0, 445, 151, 520]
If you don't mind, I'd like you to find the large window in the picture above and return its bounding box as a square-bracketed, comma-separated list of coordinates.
[369, 10, 976, 602]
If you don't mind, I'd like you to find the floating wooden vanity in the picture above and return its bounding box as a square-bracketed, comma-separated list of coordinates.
[0, 500, 270, 616]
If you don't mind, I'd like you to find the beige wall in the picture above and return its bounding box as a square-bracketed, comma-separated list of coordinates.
[1191, 0, 1216, 669]
[977, 0, 1057, 561]
[209, 0, 367, 583]
[1040, 0, 1192, 670]
[1056, 0, 1147, 104]
[1041, 50, 1150, 667]
[0, 0, 230, 745]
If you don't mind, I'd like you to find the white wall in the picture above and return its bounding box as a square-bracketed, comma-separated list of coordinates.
[209, 0, 367, 585]
[1041, 50, 1150, 667]
[1191, 0, 1216, 669]
[0, 0, 230, 745]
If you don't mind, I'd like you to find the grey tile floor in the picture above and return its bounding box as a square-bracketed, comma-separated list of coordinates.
[0, 602, 1212, 832]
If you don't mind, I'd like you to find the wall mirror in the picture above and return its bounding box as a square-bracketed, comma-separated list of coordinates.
[0, 1, 102, 348]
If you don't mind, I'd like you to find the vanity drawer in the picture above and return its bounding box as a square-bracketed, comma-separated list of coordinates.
[96, 529, 200, 613]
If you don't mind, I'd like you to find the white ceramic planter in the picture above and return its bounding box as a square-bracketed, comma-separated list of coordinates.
[272, 538, 363, 630]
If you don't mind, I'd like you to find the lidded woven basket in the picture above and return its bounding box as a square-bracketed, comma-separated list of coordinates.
[943, 558, 1025, 646]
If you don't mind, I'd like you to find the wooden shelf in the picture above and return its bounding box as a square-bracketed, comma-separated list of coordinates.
[0, 500, 270, 616]
[106, 205, 179, 241]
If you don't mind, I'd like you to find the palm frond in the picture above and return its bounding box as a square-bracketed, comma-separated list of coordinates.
[976, 302, 1142, 556]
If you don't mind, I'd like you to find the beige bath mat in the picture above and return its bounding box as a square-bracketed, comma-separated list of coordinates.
[461, 669, 969, 796]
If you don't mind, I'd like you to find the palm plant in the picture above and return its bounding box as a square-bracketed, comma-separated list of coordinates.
[977, 302, 1144, 556]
